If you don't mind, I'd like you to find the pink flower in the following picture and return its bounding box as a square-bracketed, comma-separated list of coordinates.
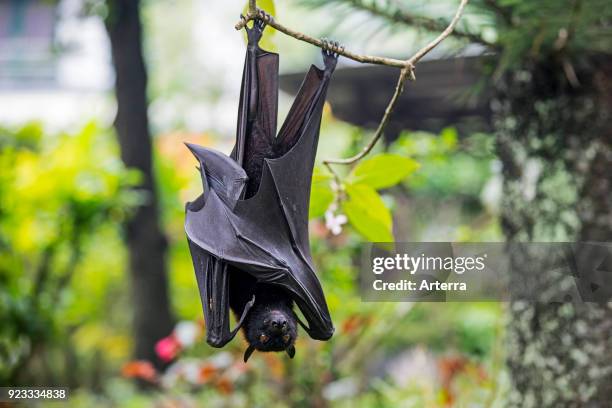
[155, 335, 181, 362]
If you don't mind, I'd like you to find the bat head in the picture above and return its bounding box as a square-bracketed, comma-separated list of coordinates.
[243, 300, 298, 362]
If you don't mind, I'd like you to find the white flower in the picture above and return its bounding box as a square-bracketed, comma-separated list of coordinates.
[322, 377, 359, 401]
[325, 208, 347, 236]
[160, 361, 181, 389]
[174, 321, 199, 347]
[208, 351, 233, 369]
[181, 361, 201, 384]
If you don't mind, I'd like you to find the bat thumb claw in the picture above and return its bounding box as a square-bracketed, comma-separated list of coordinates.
[184, 142, 206, 163]
[244, 345, 256, 363]
[184, 142, 198, 156]
[286, 345, 296, 359]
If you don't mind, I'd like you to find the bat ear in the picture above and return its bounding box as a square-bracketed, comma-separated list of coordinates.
[244, 345, 256, 363]
[286, 345, 296, 359]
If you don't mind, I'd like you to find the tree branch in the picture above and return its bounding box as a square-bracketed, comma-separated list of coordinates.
[407, 0, 469, 66]
[236, 0, 469, 176]
[336, 0, 495, 48]
[324, 67, 410, 166]
[324, 0, 469, 169]
[236, 11, 409, 68]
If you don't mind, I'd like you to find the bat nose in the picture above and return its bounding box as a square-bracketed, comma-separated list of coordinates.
[271, 318, 288, 333]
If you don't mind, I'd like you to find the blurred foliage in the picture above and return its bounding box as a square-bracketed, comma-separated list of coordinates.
[299, 0, 612, 76]
[1, 1, 510, 405]
[0, 117, 506, 406]
[310, 123, 500, 243]
[394, 129, 494, 198]
[0, 122, 139, 385]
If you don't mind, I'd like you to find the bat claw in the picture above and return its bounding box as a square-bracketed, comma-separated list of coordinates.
[255, 16, 266, 30]
[257, 9, 273, 25]
[245, 11, 267, 47]
[321, 38, 340, 73]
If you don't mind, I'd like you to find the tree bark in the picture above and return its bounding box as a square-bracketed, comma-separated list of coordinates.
[494, 58, 612, 406]
[105, 0, 174, 368]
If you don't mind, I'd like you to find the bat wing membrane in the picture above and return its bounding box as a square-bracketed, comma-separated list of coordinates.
[186, 41, 335, 346]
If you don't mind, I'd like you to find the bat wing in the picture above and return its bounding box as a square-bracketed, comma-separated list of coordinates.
[186, 165, 334, 341]
[186, 240, 232, 347]
[186, 44, 335, 343]
[234, 159, 334, 340]
[185, 145, 253, 347]
[185, 104, 335, 341]
[230, 64, 335, 340]
[232, 46, 279, 173]
[185, 143, 247, 207]
[271, 64, 331, 266]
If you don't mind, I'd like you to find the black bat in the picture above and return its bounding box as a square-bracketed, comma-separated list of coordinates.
[184, 16, 339, 362]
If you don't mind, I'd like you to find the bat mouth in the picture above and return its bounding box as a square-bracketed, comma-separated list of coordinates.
[245, 307, 298, 353]
[243, 308, 298, 362]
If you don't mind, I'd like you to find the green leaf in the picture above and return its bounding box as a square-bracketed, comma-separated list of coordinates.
[349, 153, 420, 189]
[440, 127, 458, 150]
[309, 167, 334, 219]
[242, 0, 277, 51]
[342, 183, 393, 242]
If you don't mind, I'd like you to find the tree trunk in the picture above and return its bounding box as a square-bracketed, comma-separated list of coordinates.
[494, 58, 612, 406]
[105, 0, 174, 368]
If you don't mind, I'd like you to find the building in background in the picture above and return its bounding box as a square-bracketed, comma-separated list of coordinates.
[0, 0, 112, 130]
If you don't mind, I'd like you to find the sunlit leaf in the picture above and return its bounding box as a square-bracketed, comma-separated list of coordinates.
[349, 153, 420, 189]
[440, 127, 458, 150]
[342, 183, 393, 242]
[309, 166, 334, 219]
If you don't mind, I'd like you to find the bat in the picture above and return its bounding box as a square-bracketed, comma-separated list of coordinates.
[184, 16, 339, 362]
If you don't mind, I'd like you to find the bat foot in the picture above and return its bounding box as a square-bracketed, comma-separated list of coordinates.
[256, 9, 273, 26]
[244, 10, 270, 47]
[321, 38, 342, 73]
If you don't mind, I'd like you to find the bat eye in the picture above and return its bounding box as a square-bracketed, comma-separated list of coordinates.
[260, 334, 269, 343]
[283, 334, 290, 343]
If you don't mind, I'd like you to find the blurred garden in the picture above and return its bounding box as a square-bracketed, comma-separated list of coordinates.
[0, 0, 610, 407]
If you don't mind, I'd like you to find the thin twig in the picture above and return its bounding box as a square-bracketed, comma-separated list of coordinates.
[323, 161, 341, 186]
[324, 67, 410, 165]
[237, 0, 469, 172]
[407, 0, 470, 66]
[324, 0, 469, 166]
[236, 11, 409, 68]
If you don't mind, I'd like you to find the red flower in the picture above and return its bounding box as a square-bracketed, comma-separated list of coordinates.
[121, 360, 157, 382]
[215, 376, 234, 395]
[155, 335, 181, 362]
[199, 363, 218, 383]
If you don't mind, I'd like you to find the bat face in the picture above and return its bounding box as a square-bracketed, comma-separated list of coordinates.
[245, 304, 298, 353]
[241, 284, 299, 362]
